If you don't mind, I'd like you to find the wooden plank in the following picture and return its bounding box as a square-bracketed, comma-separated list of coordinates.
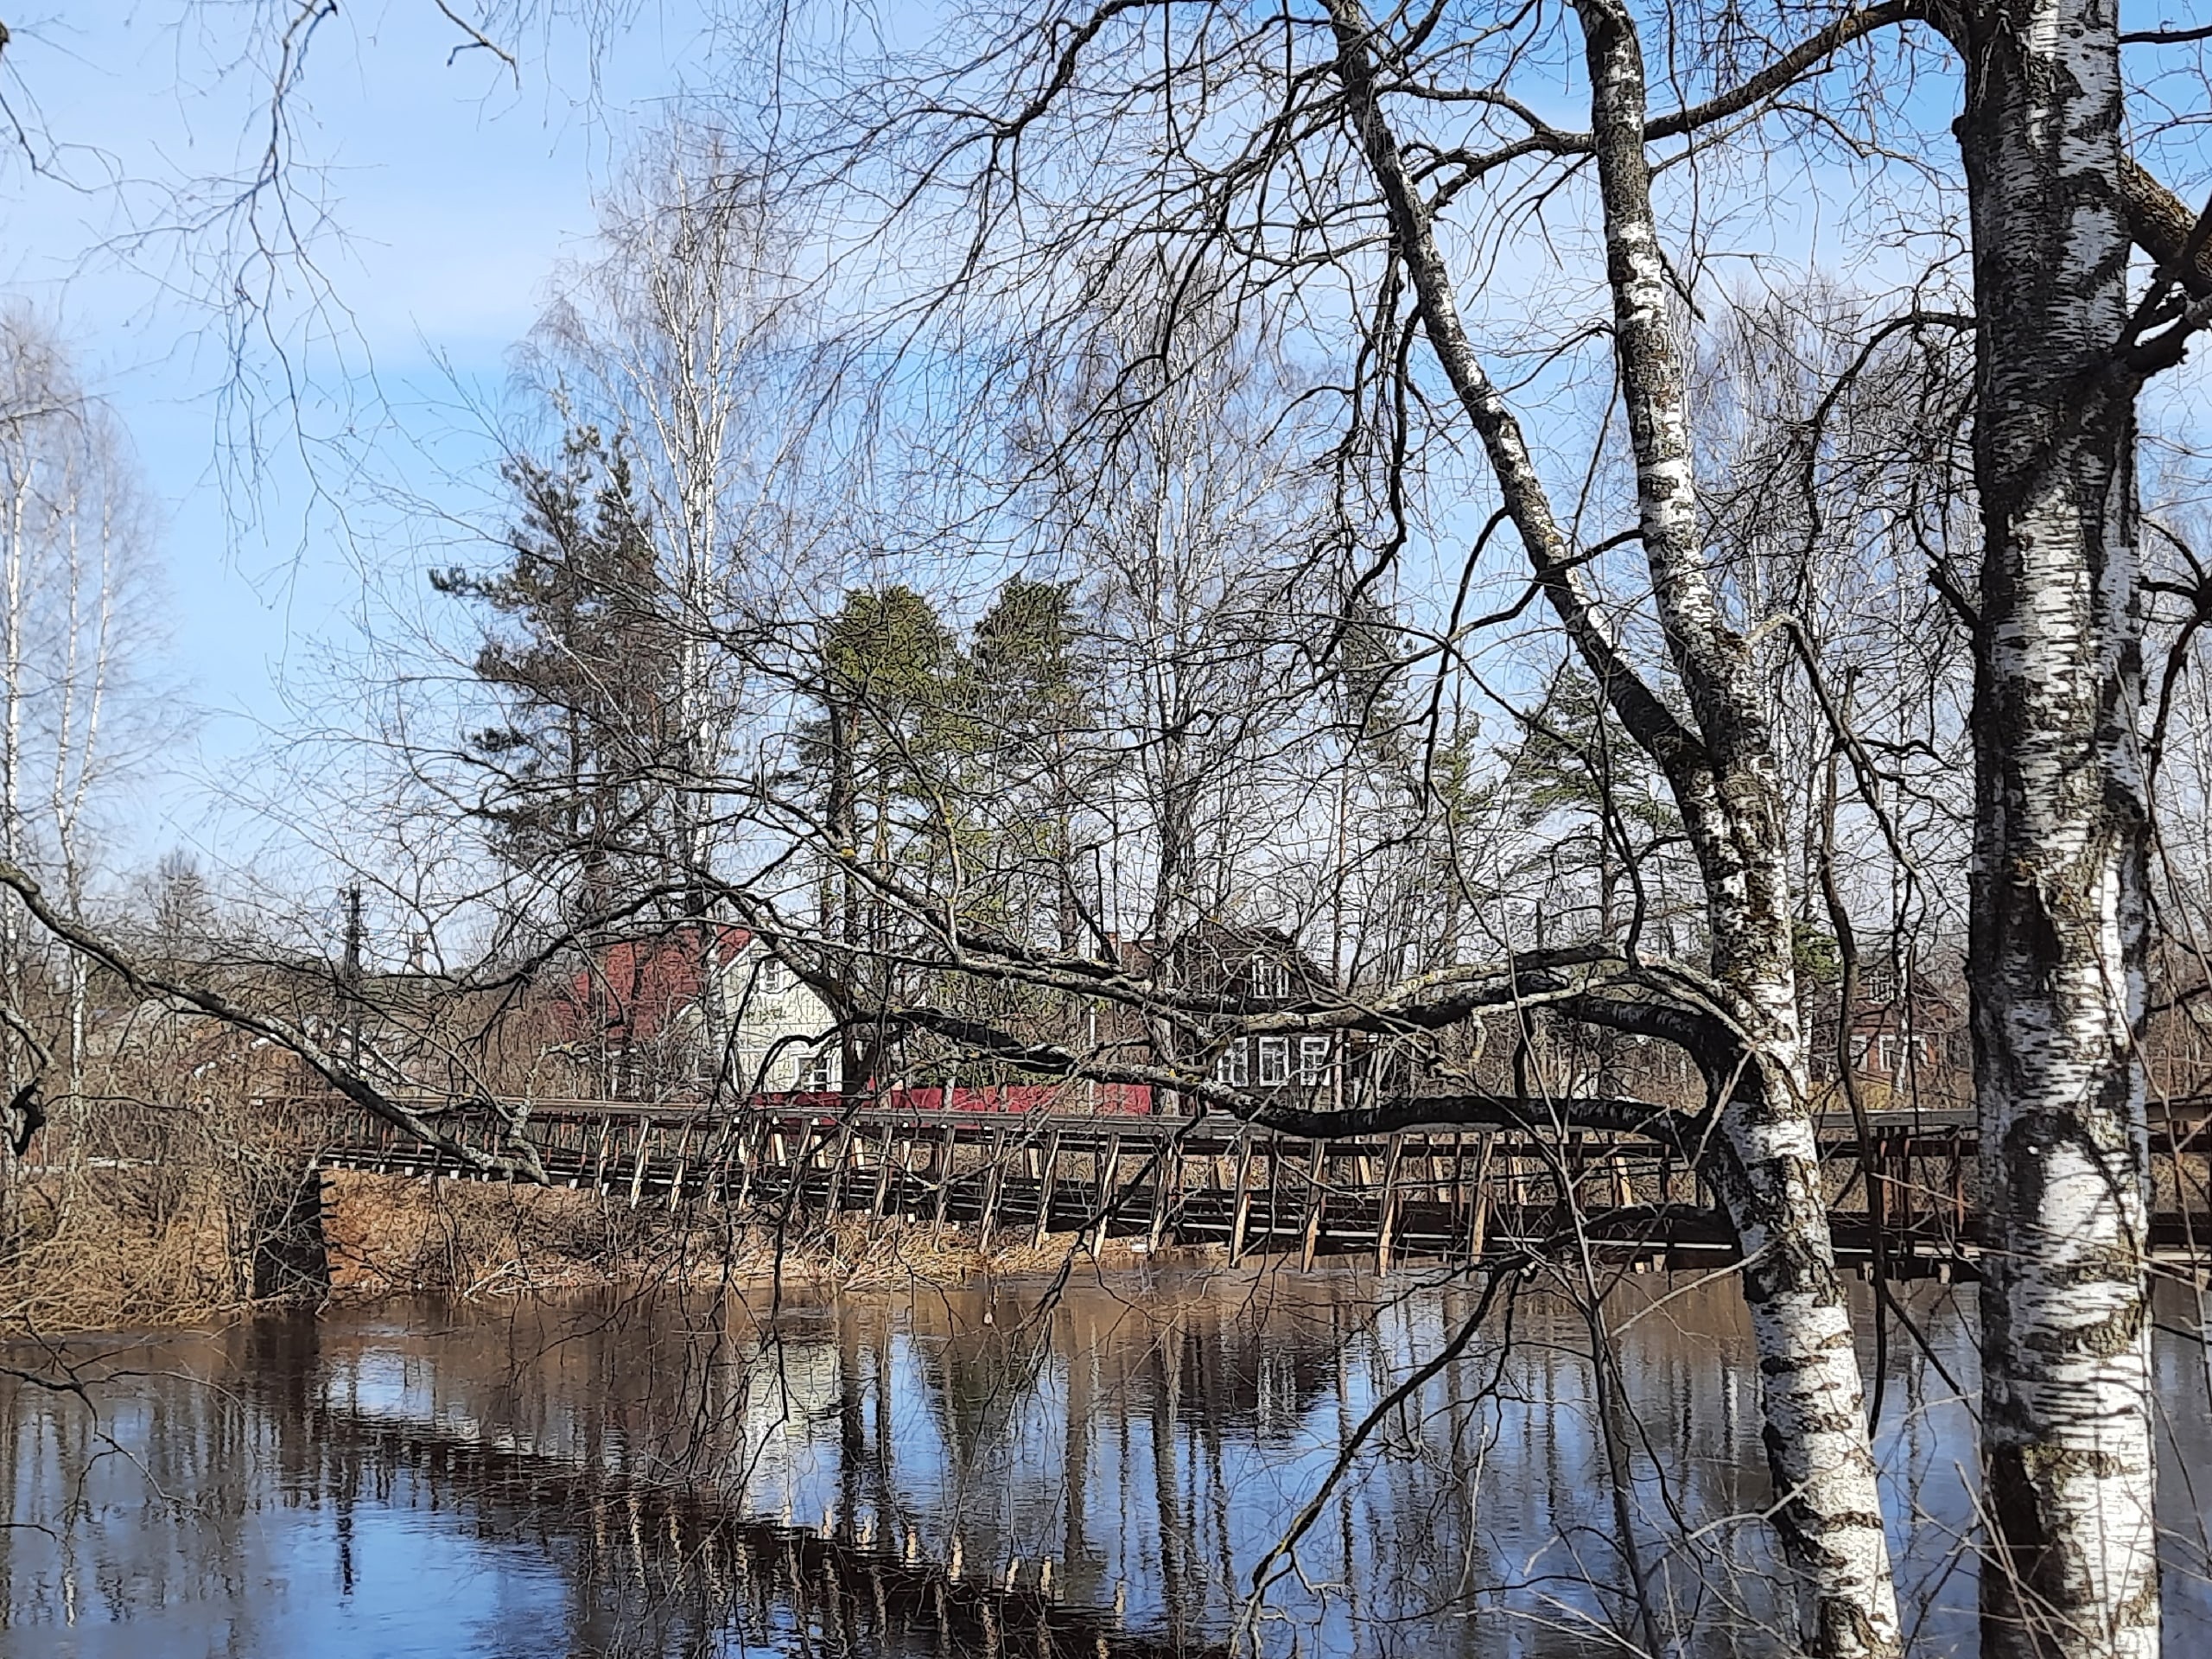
[1228, 1135, 1255, 1265]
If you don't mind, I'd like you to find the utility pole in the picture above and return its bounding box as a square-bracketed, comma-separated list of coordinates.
[340, 885, 363, 1069]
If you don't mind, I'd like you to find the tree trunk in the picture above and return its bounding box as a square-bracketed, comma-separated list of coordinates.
[1958, 1, 2158, 1653]
[1322, 2, 1900, 1648]
[1569, 8, 1902, 1650]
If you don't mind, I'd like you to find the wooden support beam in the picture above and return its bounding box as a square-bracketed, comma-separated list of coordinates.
[1091, 1133, 1122, 1254]
[1148, 1141, 1176, 1252]
[1866, 1132, 1886, 1275]
[868, 1125, 898, 1221]
[626, 1126, 652, 1209]
[734, 1118, 763, 1212]
[1033, 1128, 1063, 1248]
[1228, 1135, 1255, 1265]
[1376, 1133, 1405, 1274]
[1896, 1136, 1915, 1242]
[822, 1120, 858, 1217]
[978, 1128, 1008, 1253]
[1468, 1133, 1495, 1266]
[1948, 1144, 1967, 1242]
[785, 1122, 816, 1217]
[665, 1119, 696, 1212]
[1261, 1140, 1281, 1251]
[1300, 1141, 1325, 1271]
[931, 1122, 958, 1241]
[1449, 1133, 1467, 1243]
[592, 1116, 614, 1194]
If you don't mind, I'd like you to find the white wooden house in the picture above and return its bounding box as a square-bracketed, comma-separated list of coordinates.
[703, 938, 844, 1095]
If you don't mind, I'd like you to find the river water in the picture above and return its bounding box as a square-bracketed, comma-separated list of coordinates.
[1, 1268, 2208, 1657]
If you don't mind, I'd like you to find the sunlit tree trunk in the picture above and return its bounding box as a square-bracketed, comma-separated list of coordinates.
[1575, 8, 1899, 1647]
[1324, 2, 1899, 1647]
[1957, 0, 2158, 1652]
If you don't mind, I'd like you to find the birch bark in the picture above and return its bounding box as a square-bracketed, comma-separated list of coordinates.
[1956, 0, 2158, 1652]
[1572, 9, 1901, 1650]
[1322, 2, 1898, 1649]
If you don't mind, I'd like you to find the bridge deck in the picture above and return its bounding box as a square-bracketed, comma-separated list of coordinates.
[289, 1096, 2212, 1280]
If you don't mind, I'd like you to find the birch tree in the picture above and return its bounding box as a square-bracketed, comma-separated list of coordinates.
[0, 314, 166, 1170]
[1950, 0, 2179, 1651]
[528, 123, 823, 912]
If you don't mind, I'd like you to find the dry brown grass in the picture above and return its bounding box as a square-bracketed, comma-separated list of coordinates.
[0, 1084, 1167, 1332]
[0, 1161, 281, 1332]
[318, 1170, 1154, 1300]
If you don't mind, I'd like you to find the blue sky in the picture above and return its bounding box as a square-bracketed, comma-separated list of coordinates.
[0, 3, 717, 866]
[5, 2, 2206, 893]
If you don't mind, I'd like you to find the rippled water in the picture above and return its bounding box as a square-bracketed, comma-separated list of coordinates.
[1, 1268, 2208, 1656]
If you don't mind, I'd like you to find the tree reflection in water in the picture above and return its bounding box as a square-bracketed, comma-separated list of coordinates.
[0, 1269, 2207, 1656]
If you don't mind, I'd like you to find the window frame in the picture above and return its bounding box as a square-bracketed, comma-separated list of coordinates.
[1256, 1036, 1290, 1087]
[1217, 1040, 1250, 1088]
[1297, 1035, 1330, 1085]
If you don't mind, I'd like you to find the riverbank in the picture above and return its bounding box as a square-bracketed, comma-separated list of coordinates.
[317, 1170, 1164, 1300]
[0, 1161, 1170, 1336]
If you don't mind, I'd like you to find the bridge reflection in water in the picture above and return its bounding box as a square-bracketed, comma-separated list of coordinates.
[4, 1275, 2212, 1656]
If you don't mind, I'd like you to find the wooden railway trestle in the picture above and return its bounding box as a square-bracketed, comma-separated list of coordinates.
[295, 1097, 2212, 1280]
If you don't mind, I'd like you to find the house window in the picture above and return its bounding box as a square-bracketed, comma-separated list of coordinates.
[798, 1047, 835, 1090]
[1216, 1041, 1249, 1087]
[1298, 1036, 1330, 1085]
[756, 957, 788, 995]
[1250, 959, 1288, 1000]
[1257, 1037, 1290, 1087]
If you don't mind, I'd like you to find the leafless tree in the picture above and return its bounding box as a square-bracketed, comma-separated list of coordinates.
[0, 311, 171, 1185]
[0, 7, 2209, 1655]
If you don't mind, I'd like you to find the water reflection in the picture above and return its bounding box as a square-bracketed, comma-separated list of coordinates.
[0, 1270, 2207, 1657]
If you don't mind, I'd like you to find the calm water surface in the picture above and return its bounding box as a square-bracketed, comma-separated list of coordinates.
[2, 1268, 2209, 1657]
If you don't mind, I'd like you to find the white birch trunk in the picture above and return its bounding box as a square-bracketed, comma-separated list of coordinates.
[1322, 3, 1899, 1648]
[1571, 7, 1897, 1648]
[1959, 0, 2158, 1653]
